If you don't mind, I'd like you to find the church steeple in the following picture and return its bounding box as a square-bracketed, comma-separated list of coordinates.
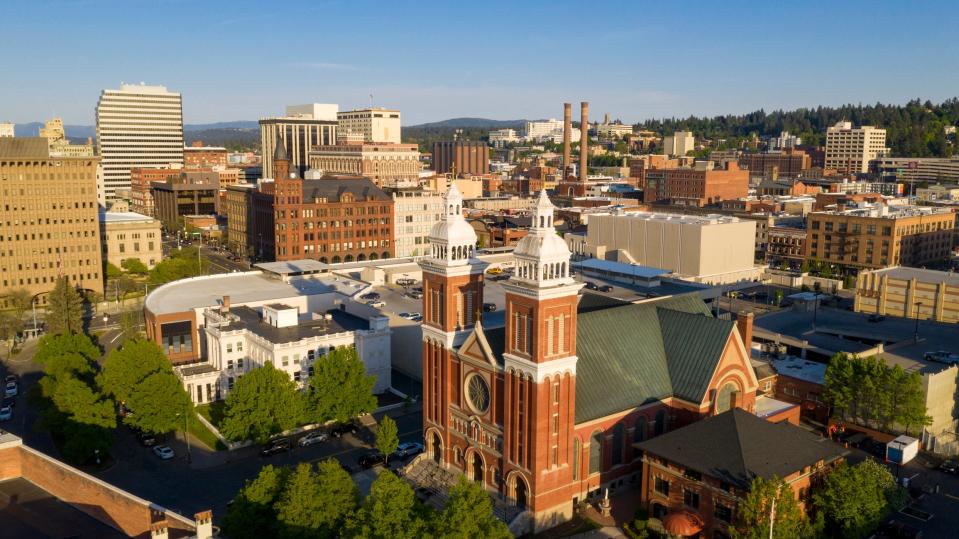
[510, 190, 575, 288]
[425, 182, 477, 267]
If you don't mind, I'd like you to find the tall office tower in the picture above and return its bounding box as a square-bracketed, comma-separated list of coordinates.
[825, 121, 888, 174]
[337, 107, 401, 143]
[662, 130, 695, 157]
[96, 83, 184, 200]
[0, 137, 103, 304]
[259, 103, 338, 179]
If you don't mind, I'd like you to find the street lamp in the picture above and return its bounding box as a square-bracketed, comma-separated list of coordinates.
[914, 301, 923, 343]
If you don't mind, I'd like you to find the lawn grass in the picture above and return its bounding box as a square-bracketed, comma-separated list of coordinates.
[185, 408, 226, 451]
[195, 401, 225, 428]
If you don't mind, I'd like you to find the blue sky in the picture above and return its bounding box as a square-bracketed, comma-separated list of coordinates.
[2, 0, 957, 125]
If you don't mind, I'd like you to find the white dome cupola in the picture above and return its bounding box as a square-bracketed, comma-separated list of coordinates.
[512, 190, 574, 286]
[426, 182, 477, 266]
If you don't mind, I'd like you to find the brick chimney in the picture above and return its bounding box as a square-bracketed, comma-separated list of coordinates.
[195, 510, 214, 539]
[150, 520, 169, 539]
[735, 311, 754, 354]
[579, 102, 589, 182]
[563, 102, 572, 178]
[222, 295, 231, 313]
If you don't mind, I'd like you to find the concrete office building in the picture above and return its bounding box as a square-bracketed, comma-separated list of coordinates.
[129, 167, 177, 217]
[0, 122, 13, 137]
[824, 121, 888, 174]
[488, 128, 520, 147]
[582, 211, 759, 284]
[388, 187, 444, 258]
[662, 130, 694, 157]
[0, 138, 103, 303]
[524, 118, 565, 141]
[855, 266, 959, 324]
[873, 156, 959, 185]
[151, 173, 220, 231]
[806, 204, 955, 270]
[260, 103, 338, 178]
[432, 141, 489, 176]
[309, 141, 420, 187]
[39, 118, 94, 157]
[337, 107, 401, 143]
[95, 83, 184, 200]
[100, 205, 163, 270]
[596, 122, 633, 141]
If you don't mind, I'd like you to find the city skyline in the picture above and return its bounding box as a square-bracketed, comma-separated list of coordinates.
[2, 0, 958, 125]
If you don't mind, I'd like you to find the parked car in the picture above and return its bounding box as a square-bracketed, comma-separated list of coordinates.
[406, 291, 424, 300]
[298, 431, 328, 447]
[598, 284, 614, 292]
[409, 314, 423, 322]
[0, 405, 12, 422]
[260, 438, 292, 457]
[137, 431, 160, 447]
[2, 396, 16, 409]
[868, 314, 886, 323]
[396, 278, 416, 286]
[330, 422, 359, 438]
[483, 303, 497, 313]
[360, 292, 381, 301]
[939, 459, 959, 475]
[399, 312, 422, 320]
[368, 300, 386, 308]
[877, 519, 923, 539]
[4, 374, 17, 384]
[486, 267, 502, 275]
[4, 381, 18, 397]
[583, 281, 599, 291]
[924, 350, 959, 365]
[358, 451, 386, 469]
[394, 442, 425, 459]
[152, 445, 175, 460]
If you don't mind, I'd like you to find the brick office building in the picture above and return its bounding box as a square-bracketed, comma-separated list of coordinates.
[417, 188, 760, 532]
[636, 409, 846, 538]
[739, 149, 812, 179]
[639, 162, 748, 206]
[130, 167, 178, 217]
[251, 141, 394, 262]
[183, 141, 228, 169]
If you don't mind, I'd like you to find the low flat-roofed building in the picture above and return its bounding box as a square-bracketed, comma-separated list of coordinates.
[582, 211, 760, 284]
[0, 431, 209, 538]
[100, 207, 163, 269]
[855, 266, 959, 324]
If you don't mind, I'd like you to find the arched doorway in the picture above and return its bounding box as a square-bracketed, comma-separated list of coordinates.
[344, 254, 354, 262]
[357, 253, 366, 262]
[509, 473, 529, 509]
[428, 431, 443, 464]
[467, 450, 484, 484]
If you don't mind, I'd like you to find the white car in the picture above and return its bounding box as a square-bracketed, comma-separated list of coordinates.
[0, 405, 11, 422]
[4, 382, 17, 397]
[152, 445, 175, 460]
[368, 301, 386, 308]
[394, 442, 425, 458]
[298, 431, 328, 447]
[398, 312, 422, 320]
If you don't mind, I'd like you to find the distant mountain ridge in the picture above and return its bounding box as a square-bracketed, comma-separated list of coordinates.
[13, 121, 259, 139]
[407, 117, 527, 129]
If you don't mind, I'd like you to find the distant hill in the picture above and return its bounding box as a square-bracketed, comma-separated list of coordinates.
[407, 117, 527, 129]
[13, 121, 261, 150]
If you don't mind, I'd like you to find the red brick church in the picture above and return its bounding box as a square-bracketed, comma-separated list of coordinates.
[419, 186, 759, 530]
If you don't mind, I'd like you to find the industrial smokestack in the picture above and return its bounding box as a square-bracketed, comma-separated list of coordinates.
[563, 103, 571, 178]
[580, 101, 589, 183]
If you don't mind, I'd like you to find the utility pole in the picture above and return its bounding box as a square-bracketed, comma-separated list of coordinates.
[769, 483, 778, 539]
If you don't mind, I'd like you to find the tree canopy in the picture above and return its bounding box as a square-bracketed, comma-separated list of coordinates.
[824, 353, 930, 434]
[219, 362, 306, 443]
[220, 464, 290, 539]
[347, 470, 430, 539]
[434, 476, 513, 539]
[376, 416, 399, 464]
[731, 476, 810, 539]
[307, 346, 377, 424]
[148, 247, 205, 285]
[813, 460, 904, 539]
[121, 258, 149, 274]
[99, 339, 192, 434]
[45, 276, 84, 335]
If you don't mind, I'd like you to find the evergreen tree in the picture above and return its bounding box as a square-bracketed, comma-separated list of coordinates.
[307, 346, 377, 424]
[220, 362, 306, 443]
[45, 276, 84, 334]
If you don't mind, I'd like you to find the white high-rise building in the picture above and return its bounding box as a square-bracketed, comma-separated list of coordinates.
[0, 122, 14, 137]
[662, 130, 694, 157]
[260, 104, 339, 179]
[524, 119, 565, 141]
[825, 121, 888, 174]
[96, 83, 183, 200]
[337, 107, 401, 143]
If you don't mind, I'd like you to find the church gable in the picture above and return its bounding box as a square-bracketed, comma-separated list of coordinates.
[456, 322, 500, 367]
[699, 328, 760, 411]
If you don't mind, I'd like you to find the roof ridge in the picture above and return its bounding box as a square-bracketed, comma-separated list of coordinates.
[731, 409, 752, 485]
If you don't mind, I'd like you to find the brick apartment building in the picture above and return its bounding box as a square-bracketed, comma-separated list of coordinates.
[130, 167, 178, 216]
[251, 141, 394, 262]
[739, 149, 812, 179]
[432, 141, 489, 176]
[183, 141, 228, 169]
[636, 409, 845, 537]
[640, 162, 748, 206]
[806, 205, 955, 270]
[767, 226, 808, 264]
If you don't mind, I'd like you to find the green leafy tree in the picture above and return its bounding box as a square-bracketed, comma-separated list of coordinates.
[221, 464, 289, 539]
[119, 310, 143, 342]
[307, 346, 377, 424]
[434, 476, 512, 539]
[220, 363, 306, 443]
[275, 463, 333, 538]
[813, 460, 902, 538]
[105, 262, 123, 279]
[347, 470, 430, 539]
[121, 258, 148, 274]
[731, 476, 808, 539]
[376, 416, 399, 464]
[45, 276, 84, 334]
[309, 458, 360, 537]
[0, 312, 23, 353]
[4, 288, 33, 320]
[823, 353, 855, 420]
